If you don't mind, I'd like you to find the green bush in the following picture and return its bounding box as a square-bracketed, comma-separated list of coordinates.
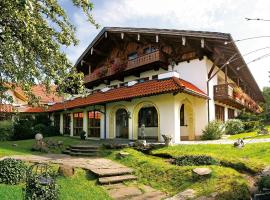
[243, 121, 261, 132]
[13, 117, 35, 140]
[225, 119, 244, 135]
[0, 158, 27, 185]
[24, 173, 59, 200]
[258, 176, 270, 192]
[0, 120, 13, 141]
[201, 120, 224, 140]
[33, 123, 47, 134]
[174, 155, 218, 166]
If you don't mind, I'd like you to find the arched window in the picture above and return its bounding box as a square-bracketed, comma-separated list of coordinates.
[138, 106, 158, 127]
[180, 104, 185, 126]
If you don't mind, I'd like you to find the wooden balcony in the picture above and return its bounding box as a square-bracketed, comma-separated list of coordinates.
[213, 84, 260, 113]
[84, 50, 167, 85]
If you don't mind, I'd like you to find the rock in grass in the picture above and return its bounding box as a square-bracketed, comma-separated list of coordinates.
[192, 168, 212, 180]
[58, 164, 74, 177]
[165, 189, 196, 200]
[116, 151, 130, 159]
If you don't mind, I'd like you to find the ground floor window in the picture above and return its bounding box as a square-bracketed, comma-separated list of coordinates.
[215, 104, 225, 121]
[180, 104, 185, 126]
[73, 112, 83, 136]
[138, 106, 158, 127]
[54, 114, 60, 132]
[63, 113, 71, 135]
[228, 108, 235, 119]
[88, 111, 101, 137]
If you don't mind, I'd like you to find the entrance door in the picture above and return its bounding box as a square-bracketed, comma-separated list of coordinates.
[63, 113, 71, 135]
[115, 109, 129, 138]
[88, 111, 101, 138]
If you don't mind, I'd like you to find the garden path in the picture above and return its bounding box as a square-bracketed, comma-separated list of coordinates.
[0, 154, 168, 200]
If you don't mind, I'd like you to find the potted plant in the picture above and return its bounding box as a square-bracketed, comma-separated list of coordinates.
[233, 87, 243, 100]
[79, 130, 86, 140]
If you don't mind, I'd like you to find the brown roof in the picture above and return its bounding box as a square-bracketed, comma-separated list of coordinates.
[48, 77, 208, 112]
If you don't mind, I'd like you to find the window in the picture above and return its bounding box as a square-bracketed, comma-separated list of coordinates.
[228, 108, 235, 119]
[128, 52, 138, 60]
[137, 77, 149, 83]
[152, 75, 158, 80]
[143, 46, 156, 54]
[88, 111, 101, 137]
[138, 107, 158, 127]
[180, 104, 185, 126]
[119, 82, 128, 87]
[215, 105, 225, 121]
[73, 112, 83, 136]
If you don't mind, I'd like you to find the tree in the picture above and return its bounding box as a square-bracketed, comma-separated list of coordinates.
[0, 0, 99, 104]
[261, 87, 270, 123]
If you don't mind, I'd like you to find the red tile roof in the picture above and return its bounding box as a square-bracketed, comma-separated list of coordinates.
[48, 77, 208, 112]
[17, 106, 45, 113]
[0, 104, 13, 112]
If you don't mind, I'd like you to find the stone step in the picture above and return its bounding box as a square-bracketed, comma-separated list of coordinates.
[99, 175, 137, 184]
[62, 150, 71, 154]
[69, 145, 99, 149]
[70, 148, 99, 153]
[69, 152, 97, 157]
[91, 168, 134, 177]
[131, 191, 167, 200]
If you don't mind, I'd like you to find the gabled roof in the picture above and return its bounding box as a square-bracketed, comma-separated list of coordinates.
[48, 77, 208, 112]
[75, 27, 264, 102]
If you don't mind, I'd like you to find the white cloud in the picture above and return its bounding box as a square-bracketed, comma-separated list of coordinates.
[64, 0, 270, 88]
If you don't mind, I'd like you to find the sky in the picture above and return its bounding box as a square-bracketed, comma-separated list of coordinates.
[60, 0, 270, 89]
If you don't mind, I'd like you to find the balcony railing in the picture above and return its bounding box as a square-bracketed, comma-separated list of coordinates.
[213, 84, 261, 113]
[84, 50, 166, 84]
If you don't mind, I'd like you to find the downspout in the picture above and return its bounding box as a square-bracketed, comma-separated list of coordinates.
[207, 82, 210, 123]
[104, 104, 107, 139]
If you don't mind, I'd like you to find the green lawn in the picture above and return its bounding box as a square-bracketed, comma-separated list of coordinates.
[0, 168, 111, 200]
[104, 148, 250, 199]
[0, 136, 111, 200]
[228, 125, 270, 140]
[152, 142, 270, 173]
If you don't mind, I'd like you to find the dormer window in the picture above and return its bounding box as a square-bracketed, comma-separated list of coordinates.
[128, 52, 138, 60]
[143, 46, 156, 54]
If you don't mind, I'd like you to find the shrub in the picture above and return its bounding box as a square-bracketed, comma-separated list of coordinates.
[0, 120, 13, 141]
[0, 158, 27, 184]
[80, 130, 86, 140]
[201, 120, 224, 140]
[225, 119, 244, 135]
[44, 126, 60, 137]
[258, 176, 270, 192]
[33, 123, 47, 135]
[174, 155, 218, 166]
[242, 121, 261, 132]
[13, 117, 35, 140]
[24, 173, 59, 200]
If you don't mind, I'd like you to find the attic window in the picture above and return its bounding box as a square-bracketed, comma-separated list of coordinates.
[119, 82, 128, 87]
[137, 77, 149, 83]
[128, 52, 138, 60]
[143, 46, 156, 54]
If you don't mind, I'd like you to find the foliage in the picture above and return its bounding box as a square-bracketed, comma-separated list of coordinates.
[258, 176, 270, 192]
[243, 121, 261, 132]
[24, 172, 59, 200]
[0, 0, 98, 103]
[0, 120, 13, 141]
[174, 155, 218, 166]
[0, 158, 27, 185]
[201, 120, 224, 140]
[224, 119, 244, 135]
[13, 116, 35, 140]
[80, 130, 86, 140]
[13, 114, 59, 140]
[261, 87, 270, 124]
[236, 111, 261, 122]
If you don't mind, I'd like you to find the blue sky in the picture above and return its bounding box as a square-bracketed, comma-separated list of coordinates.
[60, 0, 270, 89]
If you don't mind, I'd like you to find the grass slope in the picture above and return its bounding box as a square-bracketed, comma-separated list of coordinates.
[105, 148, 250, 199]
[228, 125, 270, 140]
[152, 142, 270, 173]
